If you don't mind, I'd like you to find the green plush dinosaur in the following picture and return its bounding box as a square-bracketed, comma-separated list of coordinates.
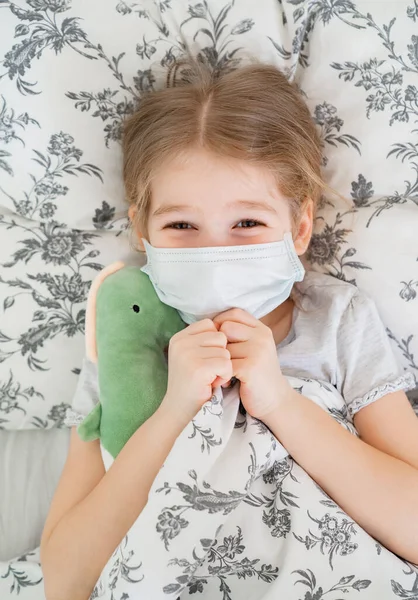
[76, 262, 186, 458]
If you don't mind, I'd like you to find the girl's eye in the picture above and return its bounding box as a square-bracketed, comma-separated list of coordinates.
[235, 219, 264, 228]
[165, 222, 193, 230]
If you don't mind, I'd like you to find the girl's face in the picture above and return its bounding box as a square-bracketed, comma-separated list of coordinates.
[132, 148, 313, 254]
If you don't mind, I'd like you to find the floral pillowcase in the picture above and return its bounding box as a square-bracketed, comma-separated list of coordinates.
[0, 0, 417, 429]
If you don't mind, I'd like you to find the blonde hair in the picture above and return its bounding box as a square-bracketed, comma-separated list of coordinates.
[123, 55, 327, 238]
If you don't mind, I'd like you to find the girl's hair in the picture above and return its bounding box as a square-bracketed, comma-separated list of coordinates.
[123, 55, 326, 238]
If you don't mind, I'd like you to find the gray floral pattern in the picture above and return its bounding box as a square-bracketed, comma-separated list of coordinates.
[163, 528, 279, 598]
[1, 0, 417, 594]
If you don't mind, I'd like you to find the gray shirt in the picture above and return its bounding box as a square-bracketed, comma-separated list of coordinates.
[64, 271, 415, 427]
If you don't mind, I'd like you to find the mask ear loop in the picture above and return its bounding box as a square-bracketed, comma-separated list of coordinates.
[127, 204, 149, 254]
[127, 223, 146, 254]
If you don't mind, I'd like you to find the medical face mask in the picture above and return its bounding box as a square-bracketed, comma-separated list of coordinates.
[141, 232, 305, 325]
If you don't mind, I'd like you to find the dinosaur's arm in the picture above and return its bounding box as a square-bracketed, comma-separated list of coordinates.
[77, 402, 102, 441]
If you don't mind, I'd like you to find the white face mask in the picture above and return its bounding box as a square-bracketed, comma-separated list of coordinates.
[141, 233, 305, 325]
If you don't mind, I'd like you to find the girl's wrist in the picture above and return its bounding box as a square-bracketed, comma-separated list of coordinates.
[261, 378, 295, 429]
[156, 394, 198, 432]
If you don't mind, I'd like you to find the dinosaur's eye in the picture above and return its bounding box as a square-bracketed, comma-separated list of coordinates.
[132, 304, 140, 313]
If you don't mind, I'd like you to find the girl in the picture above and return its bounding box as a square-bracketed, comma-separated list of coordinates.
[41, 57, 417, 600]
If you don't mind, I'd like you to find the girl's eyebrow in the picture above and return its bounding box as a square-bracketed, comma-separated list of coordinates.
[152, 204, 198, 217]
[153, 199, 278, 217]
[231, 199, 278, 214]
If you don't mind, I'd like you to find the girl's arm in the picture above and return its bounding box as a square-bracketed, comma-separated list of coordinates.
[41, 318, 231, 600]
[41, 403, 187, 600]
[262, 388, 418, 564]
[353, 390, 418, 470]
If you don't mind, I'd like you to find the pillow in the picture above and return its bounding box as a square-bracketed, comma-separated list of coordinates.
[281, 0, 418, 407]
[0, 428, 69, 560]
[0, 0, 416, 430]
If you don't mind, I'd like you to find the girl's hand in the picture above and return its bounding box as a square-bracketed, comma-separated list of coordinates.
[213, 308, 291, 421]
[160, 319, 233, 426]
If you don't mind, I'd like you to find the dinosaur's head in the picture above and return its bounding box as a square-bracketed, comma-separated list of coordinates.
[95, 265, 185, 349]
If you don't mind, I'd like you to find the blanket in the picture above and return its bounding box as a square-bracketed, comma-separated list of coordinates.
[93, 378, 418, 599]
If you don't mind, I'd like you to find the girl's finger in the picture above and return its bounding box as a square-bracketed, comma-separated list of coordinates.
[196, 347, 231, 360]
[213, 308, 258, 329]
[227, 340, 250, 360]
[193, 331, 228, 349]
[219, 321, 253, 343]
[207, 357, 233, 386]
[231, 358, 249, 383]
[213, 376, 229, 388]
[221, 379, 232, 388]
[187, 318, 218, 334]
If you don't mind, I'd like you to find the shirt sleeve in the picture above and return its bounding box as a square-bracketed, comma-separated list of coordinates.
[64, 356, 99, 427]
[335, 291, 415, 417]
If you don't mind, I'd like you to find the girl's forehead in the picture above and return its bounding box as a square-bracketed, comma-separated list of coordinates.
[150, 148, 288, 207]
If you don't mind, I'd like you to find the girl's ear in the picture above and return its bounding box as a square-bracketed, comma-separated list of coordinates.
[128, 204, 136, 223]
[293, 198, 314, 256]
[128, 205, 146, 252]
